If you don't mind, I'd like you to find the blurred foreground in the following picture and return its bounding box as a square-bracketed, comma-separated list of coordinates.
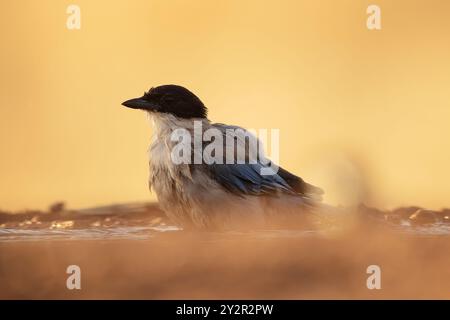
[0, 202, 449, 299]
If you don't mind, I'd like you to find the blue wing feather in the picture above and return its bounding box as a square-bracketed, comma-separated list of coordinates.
[200, 124, 323, 199]
[207, 162, 293, 196]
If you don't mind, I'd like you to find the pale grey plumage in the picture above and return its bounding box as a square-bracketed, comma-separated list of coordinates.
[147, 114, 322, 229]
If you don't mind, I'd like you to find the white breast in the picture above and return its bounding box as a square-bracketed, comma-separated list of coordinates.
[148, 113, 194, 192]
[147, 114, 208, 225]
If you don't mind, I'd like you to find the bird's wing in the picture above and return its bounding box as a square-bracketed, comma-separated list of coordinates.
[200, 123, 323, 199]
[276, 166, 324, 198]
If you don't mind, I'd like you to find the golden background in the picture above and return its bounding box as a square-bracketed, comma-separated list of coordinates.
[1, 0, 449, 211]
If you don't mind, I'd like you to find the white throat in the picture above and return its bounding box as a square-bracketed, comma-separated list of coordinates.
[146, 112, 210, 169]
[148, 112, 209, 138]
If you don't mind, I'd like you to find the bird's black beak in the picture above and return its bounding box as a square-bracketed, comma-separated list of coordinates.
[121, 97, 159, 111]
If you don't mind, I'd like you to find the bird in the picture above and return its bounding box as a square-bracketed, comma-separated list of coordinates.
[122, 85, 324, 229]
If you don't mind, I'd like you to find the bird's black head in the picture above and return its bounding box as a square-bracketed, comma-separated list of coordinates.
[122, 85, 207, 119]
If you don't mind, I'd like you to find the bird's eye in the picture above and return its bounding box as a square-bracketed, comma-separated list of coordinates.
[162, 95, 175, 103]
